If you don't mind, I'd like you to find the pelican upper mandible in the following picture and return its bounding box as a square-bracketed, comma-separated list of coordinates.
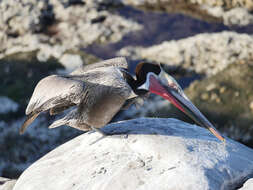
[20, 57, 224, 141]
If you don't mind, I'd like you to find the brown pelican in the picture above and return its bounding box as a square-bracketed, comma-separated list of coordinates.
[20, 57, 224, 141]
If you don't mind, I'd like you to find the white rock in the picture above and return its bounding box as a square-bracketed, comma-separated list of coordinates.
[59, 54, 83, 72]
[239, 178, 253, 190]
[0, 177, 17, 190]
[122, 0, 253, 26]
[223, 8, 253, 26]
[118, 32, 253, 76]
[0, 0, 142, 60]
[13, 118, 253, 190]
[0, 96, 19, 114]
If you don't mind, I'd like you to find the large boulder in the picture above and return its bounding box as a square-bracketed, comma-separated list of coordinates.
[13, 118, 253, 190]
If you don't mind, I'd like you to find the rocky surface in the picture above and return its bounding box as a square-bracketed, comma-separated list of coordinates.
[118, 31, 253, 76]
[122, 0, 253, 26]
[13, 118, 253, 190]
[0, 0, 142, 61]
[0, 177, 17, 190]
[239, 178, 253, 190]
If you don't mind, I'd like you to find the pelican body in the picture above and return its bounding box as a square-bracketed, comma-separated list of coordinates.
[20, 57, 224, 141]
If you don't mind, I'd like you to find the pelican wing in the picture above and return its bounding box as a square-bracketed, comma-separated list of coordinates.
[21, 58, 130, 134]
[26, 75, 86, 115]
[71, 57, 129, 75]
[20, 75, 86, 134]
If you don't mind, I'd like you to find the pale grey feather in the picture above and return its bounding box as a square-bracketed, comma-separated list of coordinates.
[71, 57, 128, 75]
[26, 75, 85, 115]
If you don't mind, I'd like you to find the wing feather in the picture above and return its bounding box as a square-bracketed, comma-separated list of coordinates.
[26, 75, 85, 115]
[71, 57, 128, 75]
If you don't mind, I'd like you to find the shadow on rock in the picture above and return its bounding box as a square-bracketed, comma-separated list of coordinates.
[102, 117, 221, 143]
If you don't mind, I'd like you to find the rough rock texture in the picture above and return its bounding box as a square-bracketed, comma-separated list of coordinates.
[0, 177, 17, 190]
[122, 0, 253, 26]
[239, 178, 253, 190]
[13, 118, 253, 190]
[118, 32, 253, 76]
[0, 0, 142, 61]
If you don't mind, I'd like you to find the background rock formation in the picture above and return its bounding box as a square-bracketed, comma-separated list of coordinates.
[118, 32, 253, 76]
[122, 0, 253, 26]
[0, 0, 142, 61]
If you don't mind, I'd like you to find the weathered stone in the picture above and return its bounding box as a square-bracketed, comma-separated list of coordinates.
[122, 0, 253, 26]
[118, 32, 253, 76]
[13, 118, 253, 190]
[0, 0, 142, 61]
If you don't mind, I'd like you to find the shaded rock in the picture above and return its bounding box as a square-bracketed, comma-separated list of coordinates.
[239, 178, 253, 190]
[185, 60, 253, 147]
[0, 52, 63, 108]
[0, 0, 142, 61]
[13, 118, 253, 190]
[0, 177, 17, 190]
[122, 0, 253, 26]
[118, 32, 253, 76]
[0, 97, 19, 114]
